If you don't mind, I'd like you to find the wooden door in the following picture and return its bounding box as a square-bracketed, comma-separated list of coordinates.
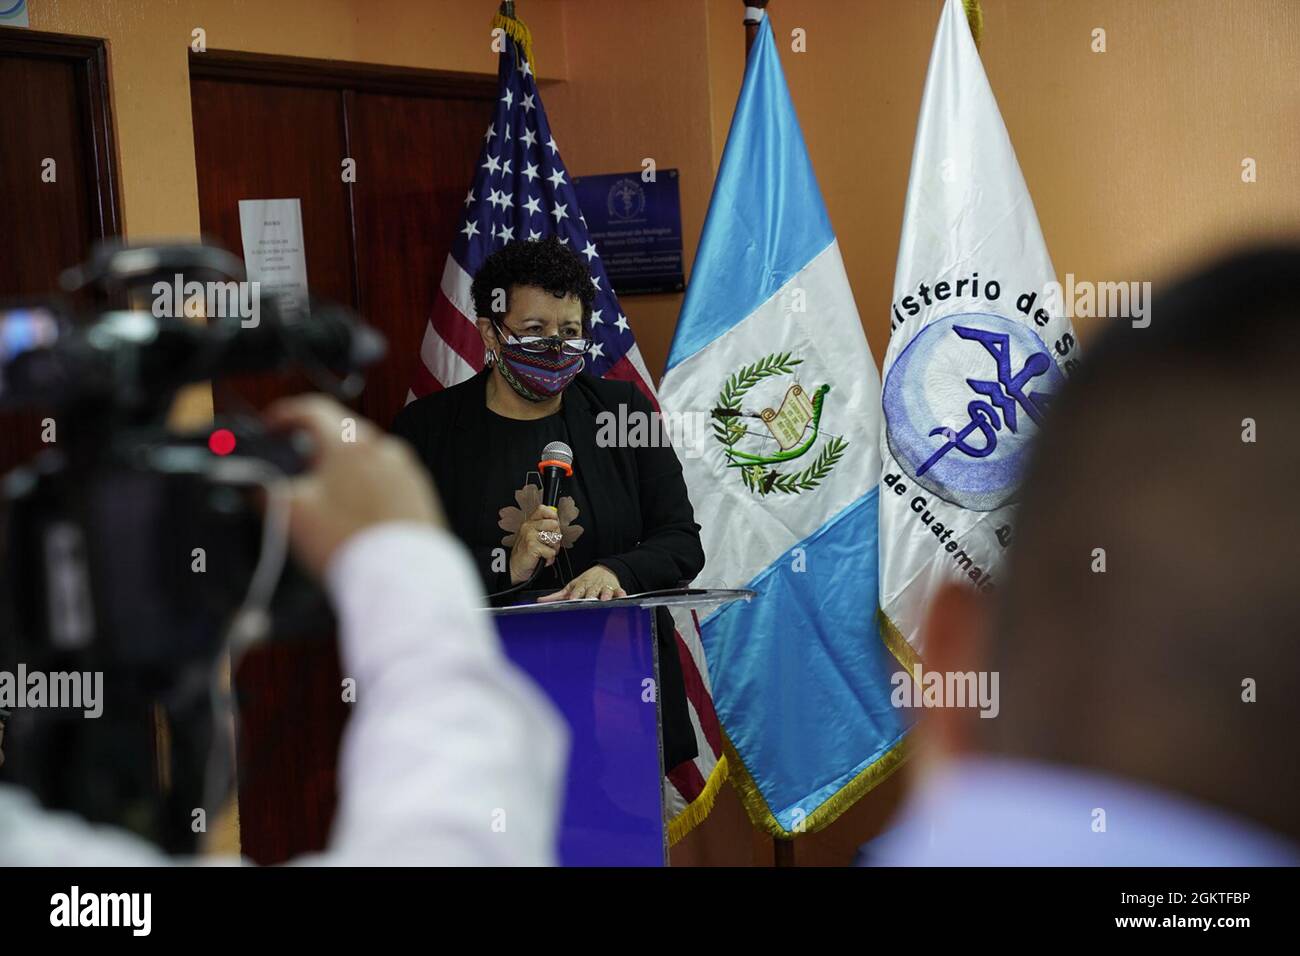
[189, 51, 493, 862]
[0, 28, 120, 478]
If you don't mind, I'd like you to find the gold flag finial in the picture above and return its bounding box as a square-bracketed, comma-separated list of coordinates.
[963, 0, 984, 49]
[492, 4, 536, 74]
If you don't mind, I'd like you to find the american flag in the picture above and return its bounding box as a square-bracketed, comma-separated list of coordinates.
[406, 14, 728, 845]
[407, 21, 654, 402]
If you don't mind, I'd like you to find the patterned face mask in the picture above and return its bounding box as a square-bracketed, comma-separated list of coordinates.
[493, 337, 585, 401]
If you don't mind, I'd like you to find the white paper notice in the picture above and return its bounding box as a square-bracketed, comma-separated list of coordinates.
[238, 198, 310, 316]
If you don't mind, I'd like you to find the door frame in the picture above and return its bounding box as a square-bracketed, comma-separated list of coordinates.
[187, 47, 500, 99]
[0, 25, 122, 239]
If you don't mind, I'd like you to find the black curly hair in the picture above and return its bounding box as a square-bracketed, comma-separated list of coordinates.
[470, 236, 595, 327]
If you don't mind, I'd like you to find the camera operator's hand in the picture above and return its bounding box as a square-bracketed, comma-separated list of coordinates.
[264, 395, 445, 577]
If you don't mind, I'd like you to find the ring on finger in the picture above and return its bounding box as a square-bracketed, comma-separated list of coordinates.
[538, 530, 562, 546]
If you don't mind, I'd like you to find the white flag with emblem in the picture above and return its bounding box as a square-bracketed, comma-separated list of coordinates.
[879, 0, 1082, 658]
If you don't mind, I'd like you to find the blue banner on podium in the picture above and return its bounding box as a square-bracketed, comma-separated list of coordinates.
[492, 589, 751, 866]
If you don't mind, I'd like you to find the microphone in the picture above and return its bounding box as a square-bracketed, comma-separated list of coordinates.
[484, 440, 574, 603]
[538, 440, 574, 509]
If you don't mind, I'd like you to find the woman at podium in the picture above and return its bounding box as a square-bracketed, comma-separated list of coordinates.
[393, 237, 704, 771]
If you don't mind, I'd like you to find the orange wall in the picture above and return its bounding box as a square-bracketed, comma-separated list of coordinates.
[702, 0, 1300, 370]
[543, 0, 717, 386]
[29, 0, 1300, 390]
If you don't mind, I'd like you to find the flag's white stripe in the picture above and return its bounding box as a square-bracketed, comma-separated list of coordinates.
[419, 321, 476, 388]
[440, 255, 477, 324]
[411, 255, 478, 392]
[623, 342, 655, 395]
[663, 704, 720, 814]
[668, 607, 713, 697]
[661, 240, 881, 592]
[682, 706, 716, 772]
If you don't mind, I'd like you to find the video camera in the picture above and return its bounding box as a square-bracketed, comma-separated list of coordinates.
[0, 241, 385, 852]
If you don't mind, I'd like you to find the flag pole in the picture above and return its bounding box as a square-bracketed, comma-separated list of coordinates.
[743, 0, 770, 55]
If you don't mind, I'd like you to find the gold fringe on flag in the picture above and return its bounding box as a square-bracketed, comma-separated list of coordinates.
[666, 754, 731, 846]
[963, 0, 984, 49]
[491, 10, 536, 74]
[878, 607, 924, 674]
[724, 732, 911, 839]
[709, 612, 920, 838]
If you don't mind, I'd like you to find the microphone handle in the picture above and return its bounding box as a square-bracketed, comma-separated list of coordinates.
[542, 466, 564, 509]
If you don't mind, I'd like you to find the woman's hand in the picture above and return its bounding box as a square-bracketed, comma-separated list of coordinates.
[510, 504, 562, 583]
[537, 565, 626, 603]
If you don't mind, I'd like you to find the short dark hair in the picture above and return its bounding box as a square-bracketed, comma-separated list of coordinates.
[988, 245, 1300, 840]
[470, 236, 595, 326]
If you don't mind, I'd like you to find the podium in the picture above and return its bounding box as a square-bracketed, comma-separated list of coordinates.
[491, 588, 752, 866]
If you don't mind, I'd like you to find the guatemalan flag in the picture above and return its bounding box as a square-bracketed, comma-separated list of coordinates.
[879, 0, 1081, 662]
[659, 12, 909, 837]
[405, 10, 726, 844]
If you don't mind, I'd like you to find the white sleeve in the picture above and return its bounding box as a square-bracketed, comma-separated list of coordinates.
[0, 523, 567, 867]
[308, 523, 568, 866]
[0, 787, 179, 865]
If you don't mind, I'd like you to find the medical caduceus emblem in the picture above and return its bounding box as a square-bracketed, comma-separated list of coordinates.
[882, 312, 1066, 512]
[712, 351, 846, 497]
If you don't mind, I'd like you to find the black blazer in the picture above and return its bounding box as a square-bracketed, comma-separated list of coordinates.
[391, 369, 705, 770]
[391, 369, 705, 597]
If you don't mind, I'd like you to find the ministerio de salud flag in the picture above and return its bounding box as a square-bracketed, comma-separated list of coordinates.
[403, 10, 727, 843]
[659, 13, 909, 837]
[878, 0, 1082, 662]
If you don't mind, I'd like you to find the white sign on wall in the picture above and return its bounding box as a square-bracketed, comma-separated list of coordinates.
[238, 198, 310, 317]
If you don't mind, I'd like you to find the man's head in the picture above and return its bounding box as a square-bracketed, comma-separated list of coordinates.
[923, 246, 1300, 842]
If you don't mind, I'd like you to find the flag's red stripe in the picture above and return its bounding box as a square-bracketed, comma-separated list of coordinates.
[603, 354, 657, 408]
[674, 628, 723, 758]
[429, 287, 483, 373]
[409, 355, 444, 399]
[667, 754, 708, 801]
